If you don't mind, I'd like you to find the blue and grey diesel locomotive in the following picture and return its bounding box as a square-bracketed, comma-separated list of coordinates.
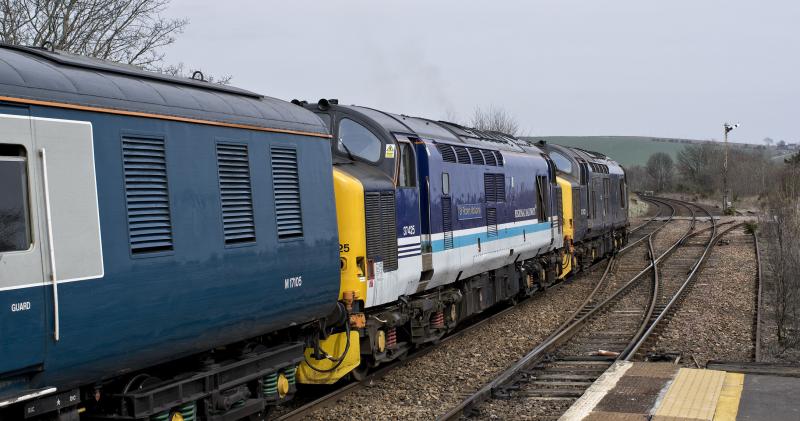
[0, 45, 342, 420]
[295, 101, 629, 385]
[0, 44, 629, 421]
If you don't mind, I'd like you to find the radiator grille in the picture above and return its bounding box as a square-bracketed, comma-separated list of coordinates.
[442, 197, 454, 250]
[365, 191, 398, 271]
[271, 147, 303, 239]
[122, 136, 173, 254]
[216, 143, 255, 244]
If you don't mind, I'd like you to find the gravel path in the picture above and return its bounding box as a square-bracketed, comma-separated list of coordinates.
[646, 226, 757, 366]
[301, 264, 610, 420]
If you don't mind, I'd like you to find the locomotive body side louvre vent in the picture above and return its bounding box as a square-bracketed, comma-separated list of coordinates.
[482, 150, 497, 166]
[486, 207, 498, 238]
[436, 144, 457, 163]
[271, 146, 303, 239]
[468, 148, 484, 165]
[495, 174, 505, 202]
[442, 197, 454, 250]
[484, 173, 496, 202]
[436, 143, 502, 167]
[454, 146, 471, 164]
[216, 143, 255, 244]
[484, 173, 505, 202]
[494, 151, 504, 166]
[122, 136, 173, 254]
[365, 191, 398, 271]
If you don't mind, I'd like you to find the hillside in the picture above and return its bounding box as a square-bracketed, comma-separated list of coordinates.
[521, 136, 776, 167]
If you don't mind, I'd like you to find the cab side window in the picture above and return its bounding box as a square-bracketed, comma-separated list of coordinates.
[338, 118, 381, 162]
[397, 142, 416, 187]
[0, 145, 31, 252]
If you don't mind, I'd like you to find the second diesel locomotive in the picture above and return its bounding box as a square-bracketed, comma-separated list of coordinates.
[296, 100, 629, 384]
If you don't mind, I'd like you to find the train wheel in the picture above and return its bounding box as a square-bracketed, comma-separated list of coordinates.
[350, 361, 370, 381]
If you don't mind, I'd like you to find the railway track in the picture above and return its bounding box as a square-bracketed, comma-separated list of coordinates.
[273, 197, 696, 421]
[439, 198, 717, 420]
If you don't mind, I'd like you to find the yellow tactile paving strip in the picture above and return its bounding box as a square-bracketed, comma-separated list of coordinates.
[652, 368, 726, 421]
[712, 373, 744, 421]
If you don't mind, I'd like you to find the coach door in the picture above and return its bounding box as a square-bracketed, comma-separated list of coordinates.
[0, 112, 47, 375]
[31, 117, 103, 342]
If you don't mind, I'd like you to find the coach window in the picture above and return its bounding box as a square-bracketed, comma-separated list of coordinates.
[338, 118, 381, 162]
[397, 142, 416, 187]
[0, 145, 31, 253]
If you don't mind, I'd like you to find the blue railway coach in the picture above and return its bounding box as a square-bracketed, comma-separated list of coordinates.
[0, 45, 341, 420]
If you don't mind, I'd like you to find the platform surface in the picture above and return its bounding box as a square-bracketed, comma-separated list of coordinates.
[560, 362, 800, 421]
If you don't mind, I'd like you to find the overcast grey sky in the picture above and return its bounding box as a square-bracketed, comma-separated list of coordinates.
[162, 1, 798, 143]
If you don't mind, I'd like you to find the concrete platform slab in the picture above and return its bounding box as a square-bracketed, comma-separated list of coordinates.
[736, 374, 800, 421]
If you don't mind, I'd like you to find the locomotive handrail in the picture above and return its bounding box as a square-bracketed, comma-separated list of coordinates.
[40, 148, 60, 342]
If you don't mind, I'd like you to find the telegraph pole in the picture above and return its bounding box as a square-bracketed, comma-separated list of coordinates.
[722, 122, 739, 212]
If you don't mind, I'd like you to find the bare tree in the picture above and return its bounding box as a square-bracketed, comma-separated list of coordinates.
[763, 154, 800, 349]
[159, 62, 232, 85]
[625, 165, 649, 192]
[0, 0, 187, 69]
[646, 152, 674, 192]
[469, 105, 521, 136]
[763, 137, 774, 147]
[677, 143, 717, 193]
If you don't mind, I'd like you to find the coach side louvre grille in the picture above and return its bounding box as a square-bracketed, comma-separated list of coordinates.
[216, 143, 255, 244]
[122, 137, 173, 254]
[365, 191, 398, 271]
[271, 147, 303, 239]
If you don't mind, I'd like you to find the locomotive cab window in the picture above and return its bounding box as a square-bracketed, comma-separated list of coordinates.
[397, 142, 416, 187]
[442, 172, 450, 195]
[0, 145, 31, 253]
[338, 118, 381, 162]
[550, 151, 572, 173]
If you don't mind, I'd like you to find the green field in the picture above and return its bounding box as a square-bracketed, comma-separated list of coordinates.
[521, 136, 693, 167]
[521, 136, 772, 167]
